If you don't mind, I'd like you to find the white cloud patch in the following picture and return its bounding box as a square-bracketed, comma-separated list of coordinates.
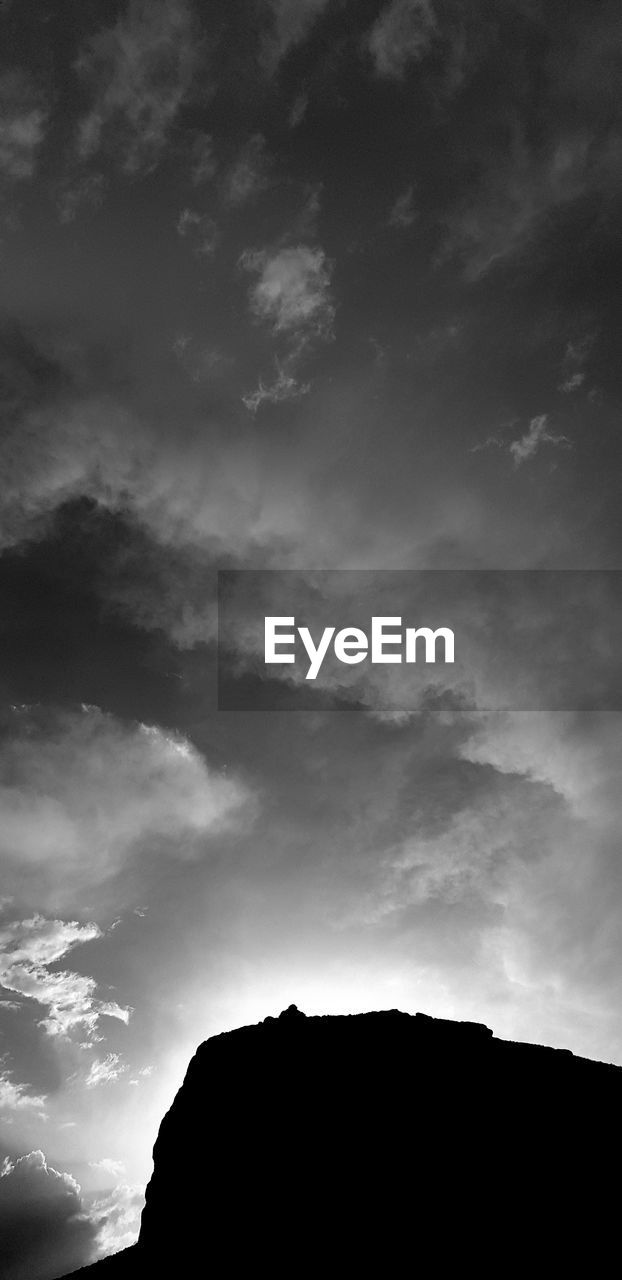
[242, 243, 335, 348]
[509, 415, 571, 467]
[221, 134, 270, 207]
[0, 1066, 46, 1113]
[366, 0, 437, 79]
[0, 72, 48, 183]
[240, 242, 334, 410]
[90, 1158, 126, 1179]
[0, 706, 251, 906]
[85, 1053, 126, 1089]
[90, 1182, 143, 1259]
[75, 0, 198, 173]
[0, 915, 130, 1039]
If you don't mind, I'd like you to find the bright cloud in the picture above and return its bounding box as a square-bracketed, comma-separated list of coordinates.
[85, 1053, 126, 1089]
[0, 916, 130, 1039]
[242, 243, 335, 346]
[0, 706, 251, 904]
[0, 1068, 46, 1113]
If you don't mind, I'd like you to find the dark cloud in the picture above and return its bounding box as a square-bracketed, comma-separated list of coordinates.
[0, 1150, 97, 1280]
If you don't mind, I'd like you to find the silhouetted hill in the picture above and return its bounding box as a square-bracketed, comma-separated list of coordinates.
[64, 1006, 622, 1275]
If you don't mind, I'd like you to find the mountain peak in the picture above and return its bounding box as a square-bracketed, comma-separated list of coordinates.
[64, 1007, 622, 1276]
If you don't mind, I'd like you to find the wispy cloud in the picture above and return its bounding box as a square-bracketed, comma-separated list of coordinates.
[90, 1158, 126, 1179]
[0, 706, 251, 907]
[0, 71, 48, 183]
[388, 183, 416, 228]
[241, 243, 335, 347]
[471, 415, 571, 467]
[509, 415, 571, 467]
[75, 0, 198, 173]
[85, 1053, 126, 1089]
[242, 361, 310, 414]
[0, 915, 130, 1039]
[0, 1067, 46, 1113]
[442, 132, 600, 279]
[56, 173, 105, 225]
[190, 132, 217, 185]
[90, 1182, 144, 1259]
[260, 0, 330, 75]
[365, 0, 437, 79]
[176, 208, 219, 256]
[240, 241, 334, 411]
[221, 134, 270, 207]
[558, 332, 597, 394]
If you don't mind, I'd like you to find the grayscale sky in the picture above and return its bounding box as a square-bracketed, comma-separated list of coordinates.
[1, 1, 622, 1274]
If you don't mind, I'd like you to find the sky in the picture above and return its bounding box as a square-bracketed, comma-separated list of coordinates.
[1, 0, 622, 1274]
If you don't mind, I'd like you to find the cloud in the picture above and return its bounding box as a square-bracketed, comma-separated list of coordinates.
[558, 332, 596, 394]
[176, 208, 219, 256]
[242, 361, 310, 413]
[456, 713, 622, 1020]
[0, 384, 320, 618]
[441, 132, 602, 279]
[0, 1150, 98, 1280]
[471, 415, 571, 467]
[221, 134, 270, 207]
[0, 72, 48, 183]
[0, 1068, 46, 1113]
[260, 0, 331, 75]
[241, 243, 335, 348]
[366, 0, 437, 79]
[90, 1158, 126, 1179]
[388, 184, 416, 228]
[85, 1053, 126, 1089]
[0, 915, 130, 1039]
[190, 133, 217, 185]
[89, 1182, 143, 1259]
[0, 706, 252, 906]
[75, 0, 198, 173]
[240, 242, 334, 411]
[509, 415, 571, 467]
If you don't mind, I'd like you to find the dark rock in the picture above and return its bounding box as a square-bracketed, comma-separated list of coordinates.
[63, 1008, 622, 1276]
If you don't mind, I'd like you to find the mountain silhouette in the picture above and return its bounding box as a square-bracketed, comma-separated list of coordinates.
[64, 1006, 621, 1275]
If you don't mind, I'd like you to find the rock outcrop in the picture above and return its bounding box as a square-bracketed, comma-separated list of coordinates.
[65, 1005, 622, 1275]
